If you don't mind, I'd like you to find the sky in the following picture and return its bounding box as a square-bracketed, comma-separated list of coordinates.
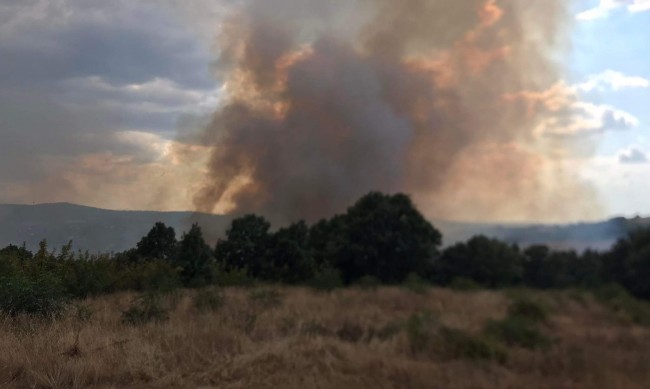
[0, 0, 648, 221]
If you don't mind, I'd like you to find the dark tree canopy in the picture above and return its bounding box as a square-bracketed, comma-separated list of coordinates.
[523, 246, 602, 289]
[311, 192, 442, 284]
[435, 236, 523, 287]
[175, 223, 213, 286]
[136, 222, 177, 261]
[0, 243, 33, 261]
[265, 221, 314, 283]
[603, 228, 650, 299]
[215, 214, 271, 278]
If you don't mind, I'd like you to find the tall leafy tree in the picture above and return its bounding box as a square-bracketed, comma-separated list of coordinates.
[265, 221, 314, 283]
[435, 236, 524, 287]
[215, 214, 271, 278]
[175, 223, 213, 286]
[136, 222, 177, 261]
[311, 192, 442, 284]
[603, 228, 650, 299]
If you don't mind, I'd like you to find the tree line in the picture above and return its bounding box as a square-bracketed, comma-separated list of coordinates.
[1, 192, 649, 315]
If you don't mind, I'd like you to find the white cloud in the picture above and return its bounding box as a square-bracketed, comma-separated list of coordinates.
[619, 147, 649, 163]
[515, 81, 640, 137]
[577, 0, 650, 20]
[63, 76, 223, 115]
[629, 0, 650, 12]
[538, 101, 638, 137]
[577, 70, 650, 92]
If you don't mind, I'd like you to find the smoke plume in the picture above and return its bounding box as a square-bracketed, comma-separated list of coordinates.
[194, 0, 598, 223]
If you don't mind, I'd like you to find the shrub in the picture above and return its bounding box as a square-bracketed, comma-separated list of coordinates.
[356, 275, 382, 290]
[243, 313, 257, 335]
[121, 293, 169, 325]
[308, 268, 343, 292]
[248, 288, 283, 309]
[449, 277, 482, 291]
[279, 316, 298, 336]
[484, 316, 551, 350]
[215, 265, 254, 287]
[508, 297, 549, 323]
[403, 273, 429, 294]
[0, 274, 68, 318]
[302, 321, 331, 337]
[438, 326, 507, 364]
[194, 288, 224, 313]
[74, 303, 93, 324]
[594, 284, 650, 326]
[406, 310, 437, 354]
[337, 322, 364, 343]
[375, 322, 402, 341]
[136, 261, 181, 292]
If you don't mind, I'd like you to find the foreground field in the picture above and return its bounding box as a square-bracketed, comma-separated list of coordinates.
[1, 287, 649, 388]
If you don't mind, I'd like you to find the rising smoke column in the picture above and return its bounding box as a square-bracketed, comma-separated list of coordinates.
[194, 0, 597, 223]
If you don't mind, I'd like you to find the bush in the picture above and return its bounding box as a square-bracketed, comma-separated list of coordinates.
[508, 297, 549, 323]
[194, 288, 224, 313]
[337, 322, 364, 343]
[484, 316, 551, 350]
[0, 274, 68, 318]
[215, 265, 254, 287]
[366, 322, 403, 342]
[449, 277, 482, 291]
[243, 313, 257, 335]
[248, 288, 283, 309]
[302, 321, 332, 337]
[438, 326, 507, 364]
[74, 303, 93, 324]
[403, 273, 429, 294]
[594, 284, 650, 326]
[308, 268, 343, 292]
[121, 293, 170, 325]
[374, 322, 402, 341]
[356, 275, 382, 290]
[406, 310, 437, 354]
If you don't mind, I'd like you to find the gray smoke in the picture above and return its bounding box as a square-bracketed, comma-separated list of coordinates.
[193, 0, 597, 224]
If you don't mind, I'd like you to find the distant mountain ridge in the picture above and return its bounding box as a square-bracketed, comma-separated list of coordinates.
[0, 203, 230, 253]
[0, 203, 648, 253]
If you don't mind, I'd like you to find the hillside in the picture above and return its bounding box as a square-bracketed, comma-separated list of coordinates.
[0, 203, 648, 252]
[0, 203, 230, 253]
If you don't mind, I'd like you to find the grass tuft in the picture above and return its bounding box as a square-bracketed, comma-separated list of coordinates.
[194, 288, 225, 313]
[438, 326, 508, 364]
[121, 293, 169, 325]
[248, 288, 283, 309]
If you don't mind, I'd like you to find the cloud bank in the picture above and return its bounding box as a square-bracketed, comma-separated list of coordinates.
[577, 0, 650, 20]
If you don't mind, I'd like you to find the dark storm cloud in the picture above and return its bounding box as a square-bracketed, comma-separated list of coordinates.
[0, 0, 218, 201]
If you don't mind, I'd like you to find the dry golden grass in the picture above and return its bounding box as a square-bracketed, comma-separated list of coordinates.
[1, 287, 648, 388]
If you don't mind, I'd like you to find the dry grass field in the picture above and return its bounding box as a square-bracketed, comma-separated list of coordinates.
[1, 287, 649, 389]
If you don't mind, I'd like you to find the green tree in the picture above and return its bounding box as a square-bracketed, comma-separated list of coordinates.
[265, 221, 314, 283]
[311, 192, 442, 284]
[0, 243, 33, 261]
[174, 223, 213, 286]
[215, 214, 271, 278]
[603, 228, 650, 299]
[435, 236, 524, 288]
[136, 222, 177, 261]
